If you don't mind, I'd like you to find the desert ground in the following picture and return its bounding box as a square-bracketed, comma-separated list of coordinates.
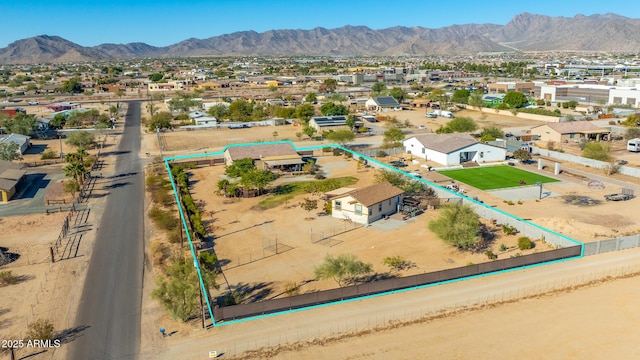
[3, 102, 640, 359]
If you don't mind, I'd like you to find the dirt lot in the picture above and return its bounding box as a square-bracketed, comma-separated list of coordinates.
[186, 155, 558, 301]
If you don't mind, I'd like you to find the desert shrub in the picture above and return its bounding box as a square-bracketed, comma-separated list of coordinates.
[150, 241, 170, 266]
[167, 228, 182, 244]
[27, 319, 55, 341]
[284, 282, 301, 297]
[41, 149, 58, 160]
[382, 255, 413, 271]
[376, 150, 387, 157]
[499, 244, 508, 251]
[199, 251, 218, 272]
[149, 206, 180, 231]
[428, 203, 481, 250]
[0, 270, 19, 286]
[502, 224, 517, 235]
[484, 250, 497, 260]
[518, 236, 533, 250]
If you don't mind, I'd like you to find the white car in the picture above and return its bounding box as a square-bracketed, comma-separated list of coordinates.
[28, 101, 39, 105]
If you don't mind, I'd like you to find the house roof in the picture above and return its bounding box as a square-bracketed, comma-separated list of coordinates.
[406, 133, 478, 154]
[334, 183, 404, 207]
[310, 116, 348, 127]
[0, 133, 30, 146]
[371, 96, 400, 107]
[0, 160, 25, 192]
[534, 121, 607, 134]
[225, 143, 299, 161]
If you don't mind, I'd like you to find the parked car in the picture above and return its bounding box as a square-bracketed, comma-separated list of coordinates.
[28, 101, 39, 105]
[425, 113, 437, 118]
[389, 161, 408, 168]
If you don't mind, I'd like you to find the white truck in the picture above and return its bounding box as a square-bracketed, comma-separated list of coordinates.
[434, 110, 454, 118]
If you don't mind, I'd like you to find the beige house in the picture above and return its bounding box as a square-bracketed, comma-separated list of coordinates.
[331, 183, 404, 225]
[532, 121, 609, 144]
[0, 160, 26, 202]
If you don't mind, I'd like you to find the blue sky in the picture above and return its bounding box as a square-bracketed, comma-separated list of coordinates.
[1, 0, 639, 48]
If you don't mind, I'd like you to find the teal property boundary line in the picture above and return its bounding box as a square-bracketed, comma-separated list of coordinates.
[162, 140, 584, 327]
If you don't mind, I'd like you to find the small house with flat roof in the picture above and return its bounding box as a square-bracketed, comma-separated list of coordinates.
[330, 183, 404, 225]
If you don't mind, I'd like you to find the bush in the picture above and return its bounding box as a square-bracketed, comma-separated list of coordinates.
[284, 282, 301, 297]
[382, 255, 413, 271]
[199, 251, 218, 271]
[484, 250, 497, 260]
[0, 270, 19, 286]
[502, 224, 517, 235]
[27, 319, 55, 341]
[518, 236, 533, 250]
[149, 206, 180, 231]
[150, 241, 170, 266]
[428, 203, 481, 250]
[499, 244, 508, 251]
[376, 150, 388, 157]
[41, 149, 58, 160]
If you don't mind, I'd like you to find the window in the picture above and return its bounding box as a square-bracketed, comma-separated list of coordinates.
[335, 201, 341, 210]
[422, 148, 425, 154]
[378, 203, 382, 212]
[355, 204, 362, 215]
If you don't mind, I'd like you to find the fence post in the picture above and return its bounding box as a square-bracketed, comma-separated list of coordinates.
[49, 247, 55, 263]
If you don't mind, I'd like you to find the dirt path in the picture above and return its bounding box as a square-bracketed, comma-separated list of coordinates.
[147, 248, 640, 359]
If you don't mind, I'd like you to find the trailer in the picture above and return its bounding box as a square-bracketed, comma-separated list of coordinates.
[627, 138, 640, 152]
[604, 188, 635, 201]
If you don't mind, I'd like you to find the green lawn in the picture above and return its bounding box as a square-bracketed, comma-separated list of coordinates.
[438, 166, 559, 190]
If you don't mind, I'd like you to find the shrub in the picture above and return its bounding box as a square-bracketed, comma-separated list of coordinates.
[502, 224, 517, 235]
[199, 251, 218, 272]
[518, 236, 533, 250]
[150, 241, 170, 266]
[27, 319, 55, 341]
[149, 206, 180, 231]
[499, 244, 508, 251]
[382, 255, 413, 271]
[485, 250, 497, 260]
[0, 270, 19, 286]
[376, 150, 387, 157]
[41, 149, 58, 160]
[284, 282, 301, 297]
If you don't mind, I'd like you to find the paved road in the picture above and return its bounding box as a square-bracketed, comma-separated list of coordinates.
[68, 101, 144, 359]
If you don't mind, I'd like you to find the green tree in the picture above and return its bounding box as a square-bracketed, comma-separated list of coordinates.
[4, 113, 38, 135]
[63, 161, 89, 184]
[305, 92, 317, 103]
[0, 142, 21, 161]
[582, 142, 611, 161]
[479, 126, 504, 142]
[382, 255, 412, 272]
[436, 116, 478, 133]
[371, 82, 386, 96]
[345, 115, 356, 130]
[320, 102, 349, 116]
[325, 130, 355, 147]
[300, 198, 318, 217]
[428, 203, 481, 250]
[148, 73, 164, 82]
[65, 130, 96, 149]
[148, 112, 172, 131]
[624, 127, 640, 140]
[314, 254, 373, 287]
[388, 87, 405, 102]
[468, 92, 485, 109]
[152, 257, 218, 322]
[303, 126, 317, 139]
[240, 169, 277, 194]
[503, 91, 528, 108]
[295, 103, 316, 121]
[225, 158, 255, 178]
[50, 114, 67, 129]
[512, 149, 532, 162]
[320, 78, 338, 93]
[383, 127, 405, 148]
[206, 104, 230, 120]
[228, 99, 254, 121]
[451, 89, 471, 104]
[167, 93, 202, 113]
[61, 77, 82, 93]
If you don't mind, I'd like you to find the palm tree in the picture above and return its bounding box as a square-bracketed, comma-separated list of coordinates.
[64, 162, 88, 184]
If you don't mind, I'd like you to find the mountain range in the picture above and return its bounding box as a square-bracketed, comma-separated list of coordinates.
[1, 13, 640, 64]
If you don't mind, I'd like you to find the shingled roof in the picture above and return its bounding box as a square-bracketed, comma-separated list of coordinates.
[335, 183, 404, 207]
[408, 133, 478, 154]
[225, 143, 299, 161]
[534, 121, 606, 134]
[0, 160, 25, 192]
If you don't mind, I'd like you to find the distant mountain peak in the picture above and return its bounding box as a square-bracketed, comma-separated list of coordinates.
[0, 12, 638, 64]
